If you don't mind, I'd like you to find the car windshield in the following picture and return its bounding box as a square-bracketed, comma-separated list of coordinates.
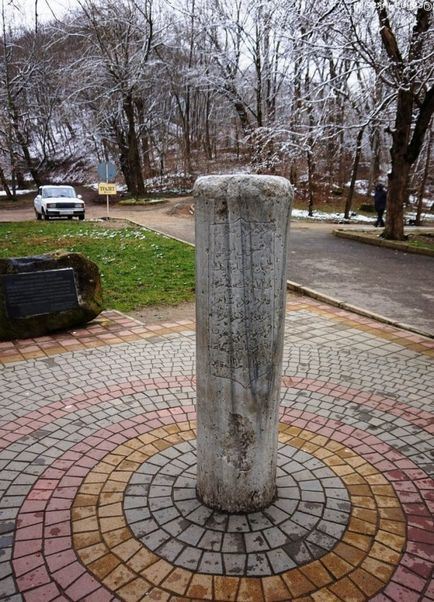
[42, 187, 75, 198]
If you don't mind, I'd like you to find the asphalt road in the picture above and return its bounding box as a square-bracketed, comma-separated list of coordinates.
[286, 224, 434, 334]
[101, 205, 433, 335]
[1, 202, 433, 335]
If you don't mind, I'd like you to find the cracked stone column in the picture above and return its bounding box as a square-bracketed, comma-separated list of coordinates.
[194, 174, 293, 513]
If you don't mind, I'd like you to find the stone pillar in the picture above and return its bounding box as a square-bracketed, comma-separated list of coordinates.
[194, 175, 292, 513]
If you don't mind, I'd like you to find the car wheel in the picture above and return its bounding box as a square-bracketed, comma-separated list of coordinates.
[43, 210, 49, 221]
[79, 215, 85, 221]
[35, 210, 41, 221]
[67, 216, 73, 220]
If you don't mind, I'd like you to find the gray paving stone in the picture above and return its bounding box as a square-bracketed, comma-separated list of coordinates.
[325, 488, 350, 501]
[263, 506, 288, 525]
[0, 523, 15, 536]
[301, 491, 325, 503]
[124, 508, 151, 523]
[149, 496, 173, 511]
[148, 486, 172, 498]
[297, 501, 323, 516]
[223, 553, 246, 575]
[307, 529, 338, 550]
[273, 498, 298, 515]
[198, 529, 223, 551]
[147, 454, 171, 467]
[125, 483, 150, 496]
[227, 515, 250, 533]
[186, 505, 213, 526]
[153, 506, 180, 524]
[247, 513, 274, 531]
[206, 512, 228, 532]
[317, 519, 346, 539]
[322, 508, 349, 524]
[280, 519, 309, 540]
[174, 546, 203, 570]
[163, 518, 190, 537]
[173, 475, 196, 488]
[221, 532, 245, 554]
[199, 552, 223, 574]
[178, 524, 205, 545]
[289, 511, 319, 531]
[244, 531, 269, 553]
[156, 539, 185, 562]
[298, 479, 323, 492]
[326, 498, 351, 513]
[246, 552, 272, 576]
[262, 526, 289, 548]
[277, 486, 299, 499]
[0, 562, 12, 580]
[130, 518, 159, 537]
[267, 548, 297, 573]
[0, 535, 13, 549]
[322, 477, 346, 488]
[124, 496, 148, 510]
[0, 575, 17, 598]
[282, 540, 312, 564]
[175, 499, 201, 515]
[173, 488, 197, 501]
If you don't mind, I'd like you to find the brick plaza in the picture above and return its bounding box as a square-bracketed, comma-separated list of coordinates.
[0, 296, 433, 601]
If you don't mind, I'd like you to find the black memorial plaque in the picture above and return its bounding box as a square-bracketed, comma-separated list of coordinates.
[2, 268, 79, 319]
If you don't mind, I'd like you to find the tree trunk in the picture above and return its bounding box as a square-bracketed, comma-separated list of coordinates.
[383, 89, 413, 240]
[123, 95, 144, 197]
[367, 126, 381, 199]
[0, 165, 13, 200]
[184, 88, 192, 174]
[141, 133, 154, 179]
[112, 120, 131, 193]
[135, 99, 154, 179]
[345, 126, 365, 219]
[374, 4, 434, 240]
[13, 125, 41, 188]
[203, 92, 213, 160]
[415, 128, 432, 226]
[307, 151, 315, 217]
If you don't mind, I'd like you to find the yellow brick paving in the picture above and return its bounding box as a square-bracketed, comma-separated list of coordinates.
[72, 422, 405, 601]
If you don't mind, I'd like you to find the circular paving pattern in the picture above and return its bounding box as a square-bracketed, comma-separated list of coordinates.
[63, 416, 410, 600]
[7, 388, 434, 602]
[125, 440, 350, 576]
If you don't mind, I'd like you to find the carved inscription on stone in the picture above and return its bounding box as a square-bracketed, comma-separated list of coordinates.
[209, 219, 275, 381]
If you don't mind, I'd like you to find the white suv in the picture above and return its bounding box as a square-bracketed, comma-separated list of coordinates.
[34, 185, 85, 221]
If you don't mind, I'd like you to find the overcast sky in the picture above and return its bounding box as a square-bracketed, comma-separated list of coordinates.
[4, 0, 77, 28]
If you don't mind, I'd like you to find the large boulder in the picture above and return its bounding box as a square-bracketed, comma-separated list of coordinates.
[0, 251, 103, 341]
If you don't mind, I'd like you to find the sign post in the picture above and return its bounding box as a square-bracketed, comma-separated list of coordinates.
[97, 161, 117, 219]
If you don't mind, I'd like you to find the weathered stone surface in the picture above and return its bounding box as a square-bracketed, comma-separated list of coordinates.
[194, 174, 293, 513]
[0, 251, 103, 341]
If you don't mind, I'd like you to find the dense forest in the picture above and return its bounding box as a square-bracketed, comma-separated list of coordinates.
[1, 0, 433, 239]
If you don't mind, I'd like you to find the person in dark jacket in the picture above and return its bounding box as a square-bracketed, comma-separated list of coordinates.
[374, 183, 387, 227]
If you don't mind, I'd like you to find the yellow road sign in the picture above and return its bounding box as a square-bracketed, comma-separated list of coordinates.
[98, 183, 117, 195]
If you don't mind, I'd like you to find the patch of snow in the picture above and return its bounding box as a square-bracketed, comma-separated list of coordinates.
[291, 208, 373, 223]
[0, 189, 35, 196]
[344, 179, 369, 194]
[408, 194, 432, 207]
[406, 212, 434, 223]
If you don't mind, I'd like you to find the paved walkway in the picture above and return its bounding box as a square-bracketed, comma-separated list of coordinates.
[0, 296, 433, 601]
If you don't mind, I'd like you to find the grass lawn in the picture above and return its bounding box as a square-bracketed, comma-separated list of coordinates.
[0, 221, 196, 312]
[406, 233, 434, 253]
